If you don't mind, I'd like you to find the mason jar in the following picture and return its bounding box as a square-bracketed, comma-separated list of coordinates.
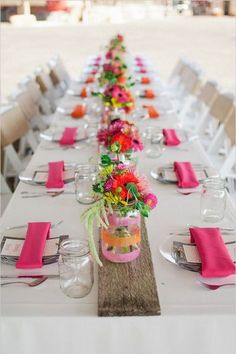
[58, 240, 94, 298]
[200, 178, 226, 222]
[75, 164, 98, 204]
[101, 209, 141, 263]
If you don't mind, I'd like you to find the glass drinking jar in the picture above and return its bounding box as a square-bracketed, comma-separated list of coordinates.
[200, 178, 226, 222]
[75, 164, 98, 204]
[101, 209, 141, 263]
[58, 240, 94, 298]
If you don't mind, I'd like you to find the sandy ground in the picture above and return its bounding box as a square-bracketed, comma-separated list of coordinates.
[1, 16, 235, 100]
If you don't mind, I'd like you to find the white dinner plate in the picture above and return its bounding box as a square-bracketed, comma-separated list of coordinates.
[40, 126, 88, 143]
[19, 164, 76, 186]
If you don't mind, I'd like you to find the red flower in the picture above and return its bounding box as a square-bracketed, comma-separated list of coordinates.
[110, 133, 132, 152]
[111, 171, 139, 200]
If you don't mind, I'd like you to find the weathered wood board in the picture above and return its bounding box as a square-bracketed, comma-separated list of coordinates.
[98, 219, 161, 316]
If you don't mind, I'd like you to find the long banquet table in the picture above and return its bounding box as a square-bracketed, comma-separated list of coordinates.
[1, 58, 236, 354]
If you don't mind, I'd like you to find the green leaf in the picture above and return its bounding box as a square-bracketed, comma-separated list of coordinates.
[126, 183, 139, 198]
[101, 154, 112, 166]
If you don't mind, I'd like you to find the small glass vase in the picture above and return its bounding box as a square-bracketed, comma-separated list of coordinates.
[101, 210, 141, 263]
[100, 107, 125, 127]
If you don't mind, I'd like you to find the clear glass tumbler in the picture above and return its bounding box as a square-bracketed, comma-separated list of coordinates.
[200, 178, 226, 222]
[75, 164, 98, 204]
[58, 240, 94, 298]
[144, 128, 164, 158]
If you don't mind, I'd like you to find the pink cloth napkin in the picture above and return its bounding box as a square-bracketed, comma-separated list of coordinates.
[163, 129, 181, 146]
[46, 161, 64, 189]
[16, 222, 51, 269]
[190, 227, 236, 277]
[59, 127, 78, 145]
[174, 161, 199, 188]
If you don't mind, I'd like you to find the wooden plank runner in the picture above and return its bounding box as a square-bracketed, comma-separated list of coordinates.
[98, 218, 161, 316]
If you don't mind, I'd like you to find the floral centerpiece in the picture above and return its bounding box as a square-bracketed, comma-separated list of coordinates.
[92, 84, 135, 114]
[81, 155, 157, 265]
[98, 62, 129, 86]
[97, 119, 144, 156]
[106, 34, 126, 58]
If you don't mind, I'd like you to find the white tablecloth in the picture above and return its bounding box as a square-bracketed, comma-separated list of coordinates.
[1, 81, 236, 354]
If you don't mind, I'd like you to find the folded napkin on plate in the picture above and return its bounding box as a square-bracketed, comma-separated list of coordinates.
[144, 89, 155, 99]
[71, 105, 86, 119]
[143, 105, 160, 118]
[163, 129, 181, 146]
[174, 161, 199, 188]
[80, 88, 87, 98]
[190, 227, 236, 277]
[141, 77, 151, 85]
[59, 127, 78, 145]
[16, 222, 51, 269]
[85, 76, 95, 84]
[46, 161, 64, 189]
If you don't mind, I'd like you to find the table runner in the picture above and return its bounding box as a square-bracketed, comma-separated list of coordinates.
[98, 219, 160, 316]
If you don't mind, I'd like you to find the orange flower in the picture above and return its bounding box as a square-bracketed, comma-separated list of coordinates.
[141, 77, 151, 84]
[80, 88, 87, 98]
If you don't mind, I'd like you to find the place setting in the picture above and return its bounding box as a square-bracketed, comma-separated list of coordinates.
[159, 226, 236, 290]
[40, 126, 89, 150]
[19, 160, 76, 189]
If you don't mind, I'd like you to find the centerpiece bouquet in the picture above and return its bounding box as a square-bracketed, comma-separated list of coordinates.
[97, 119, 144, 155]
[99, 62, 129, 86]
[92, 84, 135, 114]
[81, 155, 157, 265]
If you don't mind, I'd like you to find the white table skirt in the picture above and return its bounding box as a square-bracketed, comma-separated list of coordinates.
[1, 87, 236, 354]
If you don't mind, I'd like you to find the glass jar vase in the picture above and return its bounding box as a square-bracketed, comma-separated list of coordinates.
[58, 240, 94, 298]
[200, 178, 226, 222]
[101, 210, 141, 263]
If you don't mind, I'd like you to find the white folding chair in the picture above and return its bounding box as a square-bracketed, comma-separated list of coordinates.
[196, 93, 235, 147]
[48, 55, 71, 97]
[180, 80, 220, 129]
[1, 103, 36, 182]
[18, 75, 52, 116]
[207, 105, 236, 173]
[35, 66, 57, 111]
[8, 88, 47, 132]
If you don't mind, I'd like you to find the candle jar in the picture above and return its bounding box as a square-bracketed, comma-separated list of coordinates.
[101, 209, 141, 263]
[200, 178, 226, 222]
[58, 240, 94, 298]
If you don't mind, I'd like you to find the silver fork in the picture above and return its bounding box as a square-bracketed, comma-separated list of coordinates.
[1, 276, 48, 287]
[198, 280, 236, 290]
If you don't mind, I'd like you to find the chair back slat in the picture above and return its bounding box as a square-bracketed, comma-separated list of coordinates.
[0, 104, 29, 147]
[209, 94, 235, 123]
[224, 107, 236, 145]
[199, 81, 219, 107]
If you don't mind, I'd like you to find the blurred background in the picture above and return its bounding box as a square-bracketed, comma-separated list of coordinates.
[1, 0, 235, 99]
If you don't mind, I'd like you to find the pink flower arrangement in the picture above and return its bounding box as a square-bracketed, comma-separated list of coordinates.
[97, 119, 144, 154]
